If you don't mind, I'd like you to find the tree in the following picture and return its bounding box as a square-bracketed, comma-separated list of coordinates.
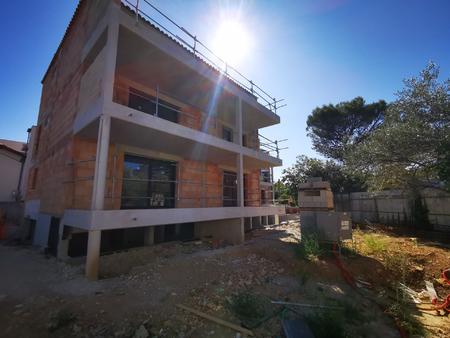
[306, 97, 387, 162]
[281, 155, 367, 203]
[347, 62, 450, 191]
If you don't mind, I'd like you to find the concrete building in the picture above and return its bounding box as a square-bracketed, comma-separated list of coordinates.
[0, 139, 26, 202]
[25, 0, 285, 279]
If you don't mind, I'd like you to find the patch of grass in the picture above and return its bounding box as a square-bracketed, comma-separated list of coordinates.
[295, 234, 323, 260]
[363, 234, 386, 255]
[305, 310, 348, 338]
[227, 291, 269, 327]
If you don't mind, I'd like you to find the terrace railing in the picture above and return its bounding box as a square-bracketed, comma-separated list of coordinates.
[121, 0, 285, 114]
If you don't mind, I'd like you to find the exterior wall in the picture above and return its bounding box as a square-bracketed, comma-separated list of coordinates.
[26, 0, 110, 215]
[244, 170, 261, 206]
[0, 149, 23, 202]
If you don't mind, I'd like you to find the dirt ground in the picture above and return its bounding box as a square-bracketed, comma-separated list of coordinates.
[0, 222, 448, 337]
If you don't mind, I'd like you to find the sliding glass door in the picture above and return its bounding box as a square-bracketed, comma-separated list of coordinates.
[121, 155, 176, 209]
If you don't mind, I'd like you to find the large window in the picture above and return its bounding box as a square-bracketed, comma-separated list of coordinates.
[128, 87, 179, 123]
[121, 155, 176, 209]
[223, 171, 237, 207]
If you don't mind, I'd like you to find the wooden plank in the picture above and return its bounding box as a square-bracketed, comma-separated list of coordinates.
[176, 304, 254, 336]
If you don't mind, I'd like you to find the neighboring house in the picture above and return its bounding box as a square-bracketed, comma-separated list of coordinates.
[0, 139, 26, 202]
[25, 0, 285, 279]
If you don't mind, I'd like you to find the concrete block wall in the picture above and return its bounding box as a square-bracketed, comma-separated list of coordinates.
[26, 0, 110, 215]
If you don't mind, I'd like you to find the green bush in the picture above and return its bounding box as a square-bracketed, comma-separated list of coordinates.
[296, 234, 323, 260]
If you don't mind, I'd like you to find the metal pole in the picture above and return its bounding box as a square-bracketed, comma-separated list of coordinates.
[271, 167, 275, 205]
[275, 140, 279, 158]
[135, 0, 140, 23]
[155, 85, 159, 117]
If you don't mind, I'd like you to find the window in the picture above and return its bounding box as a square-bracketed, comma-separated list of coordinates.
[222, 126, 234, 143]
[128, 88, 178, 123]
[223, 171, 237, 207]
[304, 190, 321, 197]
[121, 155, 176, 209]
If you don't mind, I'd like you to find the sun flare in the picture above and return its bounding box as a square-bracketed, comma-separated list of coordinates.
[212, 19, 251, 67]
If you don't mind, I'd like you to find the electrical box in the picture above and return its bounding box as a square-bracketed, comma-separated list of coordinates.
[300, 211, 352, 242]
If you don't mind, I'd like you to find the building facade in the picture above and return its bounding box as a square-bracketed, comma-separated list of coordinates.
[25, 0, 284, 279]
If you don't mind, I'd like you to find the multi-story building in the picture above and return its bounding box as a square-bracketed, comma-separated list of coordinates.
[24, 0, 285, 279]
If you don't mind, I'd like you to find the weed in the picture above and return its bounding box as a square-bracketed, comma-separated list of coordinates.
[363, 234, 386, 255]
[227, 291, 268, 327]
[295, 234, 323, 260]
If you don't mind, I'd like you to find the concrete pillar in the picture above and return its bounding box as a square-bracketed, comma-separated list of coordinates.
[85, 230, 101, 280]
[235, 97, 244, 208]
[144, 226, 154, 246]
[274, 214, 280, 225]
[91, 116, 111, 210]
[236, 154, 244, 207]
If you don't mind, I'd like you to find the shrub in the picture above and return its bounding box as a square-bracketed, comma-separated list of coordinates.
[296, 234, 323, 260]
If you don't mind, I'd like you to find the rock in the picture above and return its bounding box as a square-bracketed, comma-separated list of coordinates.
[133, 325, 149, 338]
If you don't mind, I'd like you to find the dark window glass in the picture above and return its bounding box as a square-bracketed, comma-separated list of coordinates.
[121, 155, 176, 209]
[222, 126, 234, 142]
[223, 171, 237, 207]
[128, 88, 178, 123]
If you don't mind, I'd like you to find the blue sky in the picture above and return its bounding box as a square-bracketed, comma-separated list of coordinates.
[0, 0, 449, 178]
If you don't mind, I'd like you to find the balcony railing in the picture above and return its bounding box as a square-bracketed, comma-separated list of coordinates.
[63, 157, 264, 209]
[121, 0, 286, 114]
[113, 83, 286, 158]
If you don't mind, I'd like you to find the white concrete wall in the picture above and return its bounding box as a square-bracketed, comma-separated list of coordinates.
[0, 149, 22, 202]
[194, 217, 244, 244]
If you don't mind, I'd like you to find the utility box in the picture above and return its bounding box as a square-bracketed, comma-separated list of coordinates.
[300, 211, 352, 242]
[298, 178, 352, 242]
[298, 177, 334, 211]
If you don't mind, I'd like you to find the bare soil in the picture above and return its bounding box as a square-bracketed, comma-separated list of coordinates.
[0, 222, 448, 337]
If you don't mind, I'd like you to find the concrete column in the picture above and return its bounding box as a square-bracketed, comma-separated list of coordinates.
[235, 97, 244, 208]
[85, 230, 101, 280]
[236, 154, 244, 207]
[274, 214, 280, 225]
[235, 97, 243, 146]
[144, 226, 154, 246]
[91, 115, 111, 210]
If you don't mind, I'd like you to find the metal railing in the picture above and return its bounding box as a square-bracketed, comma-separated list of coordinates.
[64, 158, 266, 209]
[258, 134, 288, 158]
[114, 83, 287, 158]
[121, 0, 285, 114]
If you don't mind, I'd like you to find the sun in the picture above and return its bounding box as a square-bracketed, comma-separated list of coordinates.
[212, 19, 251, 67]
